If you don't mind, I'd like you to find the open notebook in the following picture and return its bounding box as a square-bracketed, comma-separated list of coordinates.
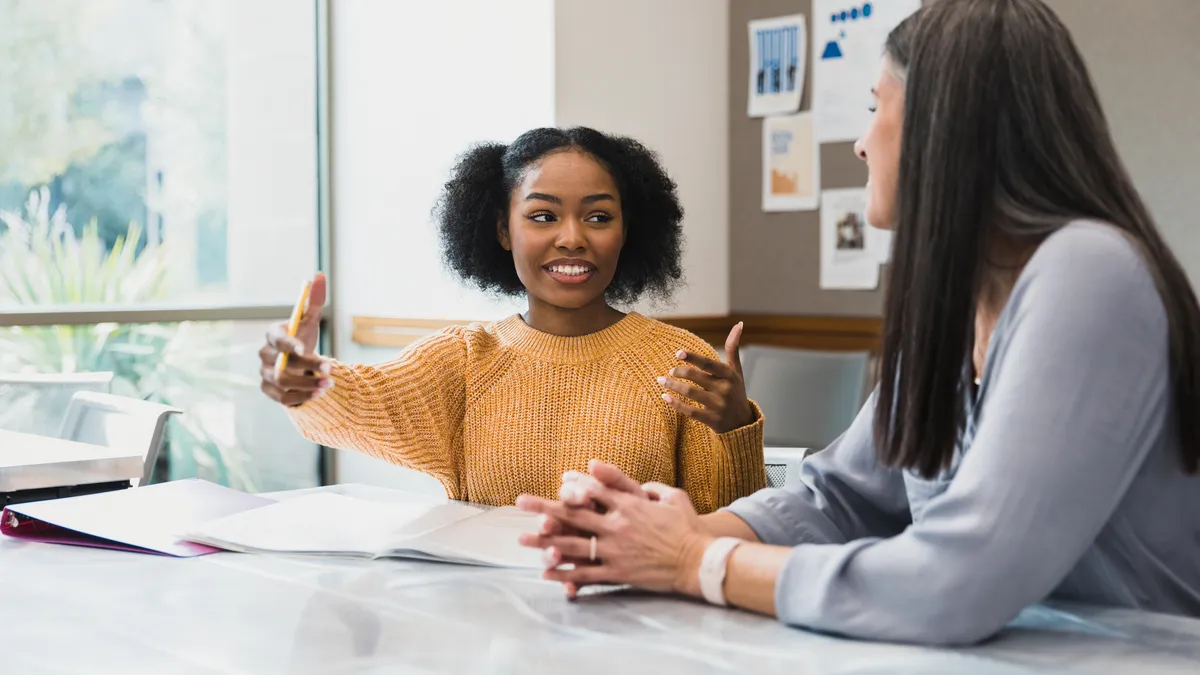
[183, 492, 544, 569]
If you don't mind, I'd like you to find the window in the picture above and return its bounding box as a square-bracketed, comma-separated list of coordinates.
[0, 320, 319, 492]
[0, 0, 328, 491]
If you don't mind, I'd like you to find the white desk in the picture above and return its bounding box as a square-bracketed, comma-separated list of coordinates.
[0, 428, 142, 492]
[2, 532, 1199, 674]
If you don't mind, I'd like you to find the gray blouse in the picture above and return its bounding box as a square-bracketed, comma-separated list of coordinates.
[726, 222, 1200, 645]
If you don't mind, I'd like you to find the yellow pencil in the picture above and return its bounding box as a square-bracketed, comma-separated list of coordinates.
[275, 279, 313, 378]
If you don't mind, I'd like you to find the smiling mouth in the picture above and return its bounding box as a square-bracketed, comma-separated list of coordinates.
[543, 262, 597, 285]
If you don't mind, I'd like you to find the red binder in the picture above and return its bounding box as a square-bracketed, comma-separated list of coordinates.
[1, 478, 273, 557]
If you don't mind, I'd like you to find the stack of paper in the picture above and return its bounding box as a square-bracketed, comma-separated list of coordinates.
[183, 493, 544, 569]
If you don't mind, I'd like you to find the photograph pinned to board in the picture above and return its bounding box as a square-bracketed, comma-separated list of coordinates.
[820, 188, 880, 290]
[762, 111, 819, 212]
[748, 14, 807, 117]
[812, 0, 920, 142]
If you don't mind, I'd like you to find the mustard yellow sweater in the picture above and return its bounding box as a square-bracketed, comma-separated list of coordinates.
[288, 312, 766, 512]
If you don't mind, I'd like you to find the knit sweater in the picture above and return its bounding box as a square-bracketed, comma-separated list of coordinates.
[288, 312, 766, 512]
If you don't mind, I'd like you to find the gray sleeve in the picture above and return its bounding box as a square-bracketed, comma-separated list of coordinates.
[723, 389, 912, 546]
[768, 226, 1172, 645]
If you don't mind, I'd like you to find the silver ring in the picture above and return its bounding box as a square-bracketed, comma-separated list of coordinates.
[589, 535, 597, 562]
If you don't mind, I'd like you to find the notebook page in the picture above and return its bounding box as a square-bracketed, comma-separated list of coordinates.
[184, 493, 475, 556]
[387, 506, 543, 569]
[383, 502, 484, 539]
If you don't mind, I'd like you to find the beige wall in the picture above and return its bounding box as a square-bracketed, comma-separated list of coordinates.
[1045, 0, 1200, 288]
[729, 0, 1200, 316]
[555, 0, 731, 316]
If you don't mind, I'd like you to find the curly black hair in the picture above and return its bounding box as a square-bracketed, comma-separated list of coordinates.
[434, 126, 684, 305]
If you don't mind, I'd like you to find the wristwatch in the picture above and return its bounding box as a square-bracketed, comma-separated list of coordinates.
[698, 537, 742, 606]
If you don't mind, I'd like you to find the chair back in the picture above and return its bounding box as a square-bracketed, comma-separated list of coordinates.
[58, 391, 182, 486]
[742, 345, 870, 449]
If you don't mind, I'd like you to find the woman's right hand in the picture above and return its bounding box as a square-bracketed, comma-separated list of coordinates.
[559, 460, 650, 508]
[526, 460, 652, 591]
[259, 273, 334, 407]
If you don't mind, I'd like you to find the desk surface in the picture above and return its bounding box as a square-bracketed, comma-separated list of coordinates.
[0, 428, 141, 466]
[0, 428, 142, 491]
[3, 489, 1199, 674]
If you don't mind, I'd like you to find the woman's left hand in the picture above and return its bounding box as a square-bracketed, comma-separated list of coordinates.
[659, 322, 756, 433]
[516, 482, 712, 597]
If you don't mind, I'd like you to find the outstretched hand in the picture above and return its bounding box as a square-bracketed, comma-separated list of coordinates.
[658, 322, 755, 433]
[259, 273, 332, 407]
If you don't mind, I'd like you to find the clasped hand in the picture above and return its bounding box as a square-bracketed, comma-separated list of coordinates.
[516, 460, 712, 599]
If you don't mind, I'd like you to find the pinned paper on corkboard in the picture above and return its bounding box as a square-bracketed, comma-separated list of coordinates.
[762, 111, 819, 212]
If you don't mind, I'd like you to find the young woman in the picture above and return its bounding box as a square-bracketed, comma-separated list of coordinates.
[259, 127, 766, 512]
[518, 0, 1200, 646]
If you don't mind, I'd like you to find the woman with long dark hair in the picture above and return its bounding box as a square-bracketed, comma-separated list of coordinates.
[517, 0, 1200, 645]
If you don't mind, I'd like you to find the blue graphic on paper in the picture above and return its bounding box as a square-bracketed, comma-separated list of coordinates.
[822, 2, 875, 60]
[755, 24, 802, 94]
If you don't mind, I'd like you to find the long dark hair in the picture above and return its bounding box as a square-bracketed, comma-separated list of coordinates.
[875, 0, 1200, 477]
